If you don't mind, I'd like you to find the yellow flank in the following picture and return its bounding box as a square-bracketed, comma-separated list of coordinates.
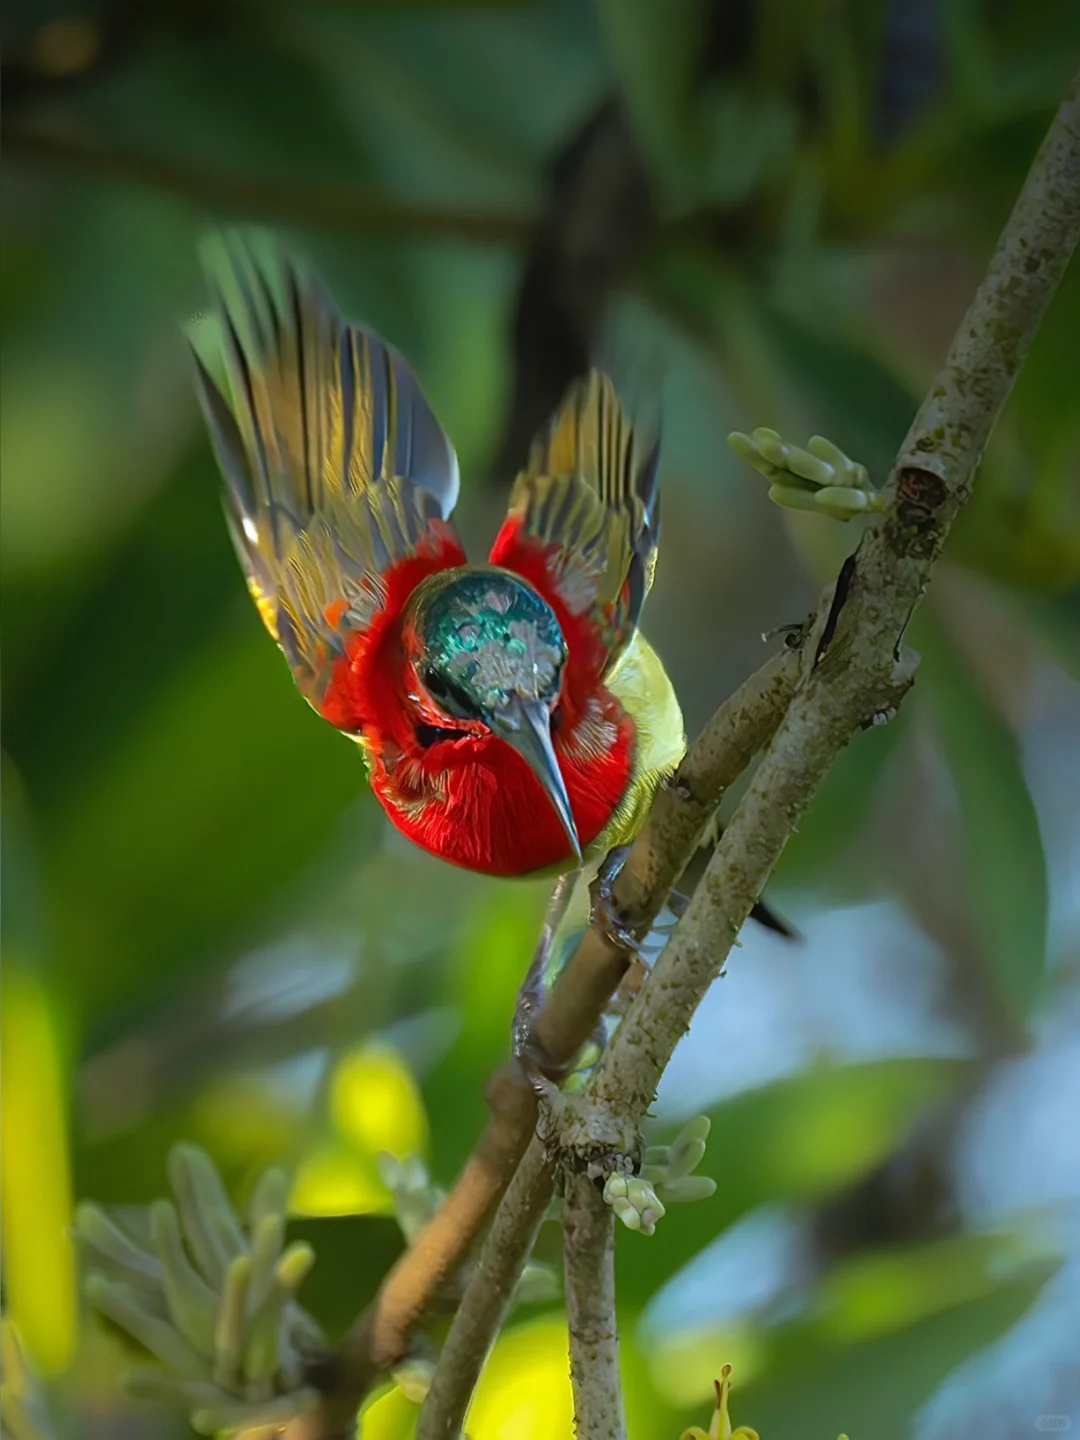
[589, 629, 685, 860]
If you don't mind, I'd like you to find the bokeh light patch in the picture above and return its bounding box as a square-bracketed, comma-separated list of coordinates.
[331, 1042, 429, 1161]
[466, 1315, 574, 1440]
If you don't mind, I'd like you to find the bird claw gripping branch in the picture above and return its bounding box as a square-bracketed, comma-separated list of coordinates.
[588, 843, 641, 956]
[75, 1144, 324, 1436]
[727, 428, 881, 521]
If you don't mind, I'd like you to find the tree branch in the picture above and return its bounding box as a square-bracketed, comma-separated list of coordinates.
[562, 1173, 625, 1440]
[404, 62, 1079, 1436]
[576, 63, 1080, 1142]
[316, 647, 801, 1431]
[533, 643, 803, 1058]
[316, 61, 1079, 1440]
[414, 1138, 554, 1440]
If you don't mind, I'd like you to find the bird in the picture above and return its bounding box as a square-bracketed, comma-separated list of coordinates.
[190, 238, 793, 958]
[190, 237, 685, 881]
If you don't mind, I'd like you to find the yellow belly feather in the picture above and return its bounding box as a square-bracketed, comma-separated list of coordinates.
[588, 630, 685, 860]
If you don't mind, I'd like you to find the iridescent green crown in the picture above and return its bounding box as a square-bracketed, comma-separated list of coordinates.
[417, 569, 566, 720]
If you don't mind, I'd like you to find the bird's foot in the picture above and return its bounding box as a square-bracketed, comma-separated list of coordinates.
[632, 888, 689, 961]
[511, 861, 696, 1088]
[511, 1020, 580, 1094]
[513, 996, 610, 1093]
[658, 886, 690, 926]
[588, 845, 642, 957]
[510, 872, 582, 1088]
[728, 428, 881, 522]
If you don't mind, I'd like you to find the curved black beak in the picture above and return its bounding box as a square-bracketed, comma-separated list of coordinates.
[489, 694, 581, 863]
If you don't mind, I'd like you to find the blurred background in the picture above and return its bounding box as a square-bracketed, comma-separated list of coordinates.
[2, 1, 1079, 1437]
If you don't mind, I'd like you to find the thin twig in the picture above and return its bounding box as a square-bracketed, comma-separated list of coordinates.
[414, 1138, 554, 1440]
[586, 672, 912, 1129]
[5, 123, 534, 247]
[371, 1063, 537, 1371]
[562, 1173, 625, 1440]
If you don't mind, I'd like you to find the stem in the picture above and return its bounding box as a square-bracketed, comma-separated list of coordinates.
[368, 1065, 537, 1370]
[563, 1174, 625, 1440]
[415, 1138, 554, 1440]
[589, 676, 905, 1119]
[531, 644, 802, 1064]
[321, 645, 799, 1424]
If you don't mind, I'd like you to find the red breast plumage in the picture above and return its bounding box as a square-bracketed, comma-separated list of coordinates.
[191, 236, 685, 877]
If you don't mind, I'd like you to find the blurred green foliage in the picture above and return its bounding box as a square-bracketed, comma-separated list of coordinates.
[2, 0, 1078, 1437]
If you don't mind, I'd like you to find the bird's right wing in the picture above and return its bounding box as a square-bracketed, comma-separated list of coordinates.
[192, 233, 466, 722]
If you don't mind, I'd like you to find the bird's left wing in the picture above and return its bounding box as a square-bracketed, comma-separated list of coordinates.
[488, 370, 659, 682]
[191, 233, 466, 720]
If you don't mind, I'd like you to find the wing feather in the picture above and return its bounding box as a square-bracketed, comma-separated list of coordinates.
[192, 233, 465, 715]
[489, 370, 659, 677]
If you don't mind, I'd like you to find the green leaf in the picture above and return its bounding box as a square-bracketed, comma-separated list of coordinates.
[2, 447, 239, 815]
[84, 32, 372, 186]
[915, 607, 1049, 1018]
[1010, 241, 1080, 457]
[718, 1265, 1054, 1440]
[302, 1, 604, 185]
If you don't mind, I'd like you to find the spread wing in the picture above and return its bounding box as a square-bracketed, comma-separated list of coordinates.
[488, 369, 659, 679]
[191, 232, 466, 716]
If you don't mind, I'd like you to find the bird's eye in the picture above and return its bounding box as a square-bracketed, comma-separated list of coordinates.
[421, 665, 475, 722]
[415, 722, 467, 749]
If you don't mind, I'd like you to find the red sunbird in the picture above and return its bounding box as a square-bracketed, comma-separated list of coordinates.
[191, 239, 684, 878]
[191, 238, 790, 941]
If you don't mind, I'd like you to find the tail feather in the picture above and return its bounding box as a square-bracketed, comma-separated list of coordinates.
[750, 899, 798, 940]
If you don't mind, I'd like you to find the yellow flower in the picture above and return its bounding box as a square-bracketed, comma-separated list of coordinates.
[676, 1369, 850, 1440]
[678, 1365, 760, 1440]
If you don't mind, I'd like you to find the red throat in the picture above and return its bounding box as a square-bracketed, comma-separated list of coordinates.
[376, 709, 633, 875]
[319, 529, 634, 876]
